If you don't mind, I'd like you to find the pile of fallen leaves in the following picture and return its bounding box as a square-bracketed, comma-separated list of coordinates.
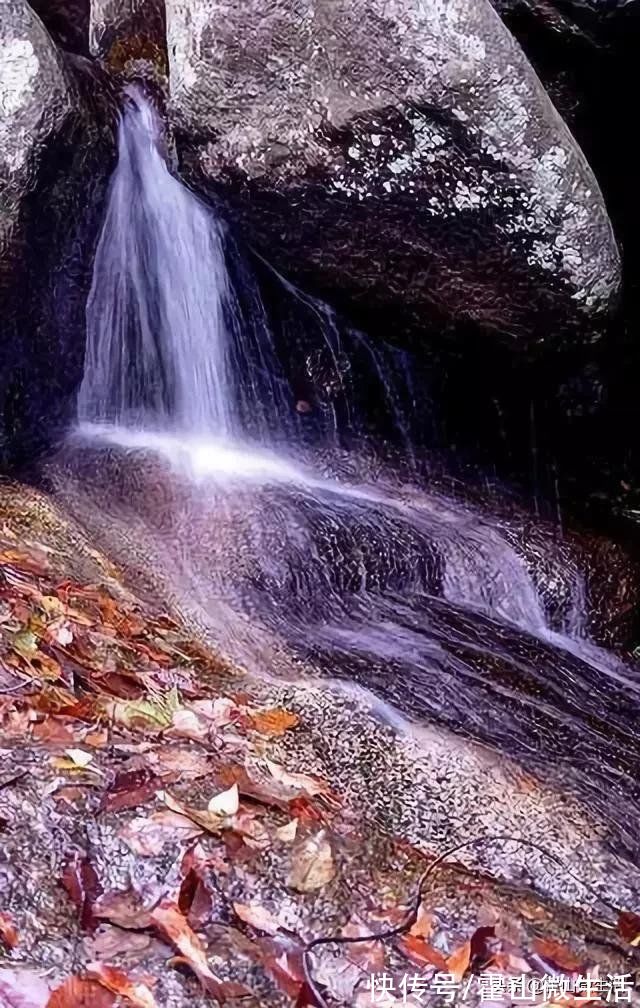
[1, 512, 640, 1007]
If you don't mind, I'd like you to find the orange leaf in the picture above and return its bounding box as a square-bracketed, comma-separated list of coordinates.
[447, 940, 472, 980]
[0, 911, 19, 949]
[398, 933, 449, 970]
[87, 964, 158, 1008]
[532, 936, 584, 972]
[149, 901, 225, 997]
[250, 708, 300, 736]
[47, 976, 116, 1008]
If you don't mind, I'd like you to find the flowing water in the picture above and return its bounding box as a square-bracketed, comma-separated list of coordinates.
[59, 87, 640, 860]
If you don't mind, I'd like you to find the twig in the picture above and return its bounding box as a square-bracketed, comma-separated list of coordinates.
[301, 833, 624, 1008]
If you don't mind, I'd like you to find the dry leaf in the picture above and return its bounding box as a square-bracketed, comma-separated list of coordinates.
[93, 888, 154, 930]
[149, 901, 239, 999]
[532, 936, 584, 972]
[207, 783, 239, 817]
[87, 963, 158, 1008]
[47, 976, 116, 1008]
[617, 910, 640, 947]
[0, 911, 19, 949]
[250, 708, 299, 736]
[61, 853, 102, 932]
[119, 810, 202, 855]
[398, 933, 449, 970]
[287, 830, 336, 892]
[447, 940, 472, 980]
[276, 819, 298, 843]
[233, 902, 282, 935]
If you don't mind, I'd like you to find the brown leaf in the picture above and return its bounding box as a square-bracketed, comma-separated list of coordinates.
[617, 910, 640, 947]
[86, 964, 158, 1008]
[532, 936, 584, 972]
[0, 911, 19, 949]
[61, 853, 102, 932]
[99, 769, 160, 814]
[398, 933, 449, 970]
[287, 830, 336, 893]
[447, 940, 472, 980]
[93, 888, 153, 930]
[250, 708, 300, 736]
[47, 976, 116, 1008]
[86, 924, 151, 960]
[119, 810, 203, 855]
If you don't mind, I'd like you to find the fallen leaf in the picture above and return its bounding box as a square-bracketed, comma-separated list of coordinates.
[99, 769, 160, 814]
[287, 830, 336, 893]
[532, 936, 584, 973]
[86, 924, 151, 960]
[265, 760, 333, 799]
[276, 819, 299, 843]
[150, 901, 248, 999]
[105, 689, 181, 731]
[52, 749, 101, 774]
[93, 888, 153, 930]
[234, 902, 282, 935]
[47, 976, 116, 1008]
[143, 746, 211, 781]
[61, 853, 102, 932]
[341, 918, 385, 971]
[169, 707, 210, 741]
[447, 940, 472, 980]
[617, 910, 640, 947]
[398, 933, 449, 970]
[207, 783, 239, 817]
[87, 964, 158, 1008]
[250, 708, 300, 736]
[119, 810, 202, 855]
[0, 968, 51, 1008]
[0, 911, 19, 949]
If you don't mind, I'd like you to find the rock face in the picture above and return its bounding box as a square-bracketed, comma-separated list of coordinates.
[166, 0, 620, 351]
[0, 1, 114, 470]
[89, 0, 167, 80]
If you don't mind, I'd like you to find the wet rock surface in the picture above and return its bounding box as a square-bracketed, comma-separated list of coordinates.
[1, 479, 640, 1006]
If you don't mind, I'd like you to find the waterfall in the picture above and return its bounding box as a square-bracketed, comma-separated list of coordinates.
[78, 87, 236, 436]
[66, 88, 640, 852]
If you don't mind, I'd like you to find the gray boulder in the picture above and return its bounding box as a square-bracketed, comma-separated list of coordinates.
[166, 0, 621, 349]
[0, 1, 114, 469]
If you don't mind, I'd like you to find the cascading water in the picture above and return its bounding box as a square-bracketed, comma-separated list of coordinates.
[63, 88, 640, 858]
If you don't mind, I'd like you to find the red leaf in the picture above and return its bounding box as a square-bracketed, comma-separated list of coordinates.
[618, 910, 640, 946]
[60, 853, 102, 932]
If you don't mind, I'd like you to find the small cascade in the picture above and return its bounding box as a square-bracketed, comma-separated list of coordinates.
[65, 87, 640, 850]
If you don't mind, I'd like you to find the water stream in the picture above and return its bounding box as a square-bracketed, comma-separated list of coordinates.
[60, 87, 640, 861]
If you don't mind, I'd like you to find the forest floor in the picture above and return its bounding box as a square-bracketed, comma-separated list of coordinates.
[1, 478, 639, 1008]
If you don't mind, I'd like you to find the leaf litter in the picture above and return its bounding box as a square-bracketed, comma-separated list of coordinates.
[1, 495, 639, 1006]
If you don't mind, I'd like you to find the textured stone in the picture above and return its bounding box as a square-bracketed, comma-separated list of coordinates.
[166, 0, 620, 350]
[0, 1, 115, 469]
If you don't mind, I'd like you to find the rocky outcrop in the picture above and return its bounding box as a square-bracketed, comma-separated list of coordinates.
[0, 1, 114, 470]
[89, 0, 167, 82]
[166, 0, 621, 353]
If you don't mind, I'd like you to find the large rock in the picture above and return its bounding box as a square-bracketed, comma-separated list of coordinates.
[166, 0, 620, 351]
[0, 1, 114, 470]
[89, 0, 167, 79]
